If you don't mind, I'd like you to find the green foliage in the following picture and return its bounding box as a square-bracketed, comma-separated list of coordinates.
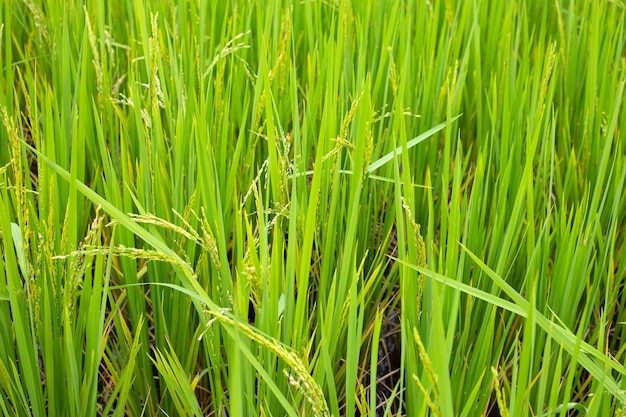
[0, 0, 624, 416]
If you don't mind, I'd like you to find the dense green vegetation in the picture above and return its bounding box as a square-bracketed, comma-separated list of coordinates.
[1, 0, 625, 416]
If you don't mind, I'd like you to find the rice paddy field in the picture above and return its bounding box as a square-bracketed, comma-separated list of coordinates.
[1, 0, 625, 416]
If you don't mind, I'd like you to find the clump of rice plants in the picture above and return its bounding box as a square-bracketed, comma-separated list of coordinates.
[0, 1, 624, 416]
